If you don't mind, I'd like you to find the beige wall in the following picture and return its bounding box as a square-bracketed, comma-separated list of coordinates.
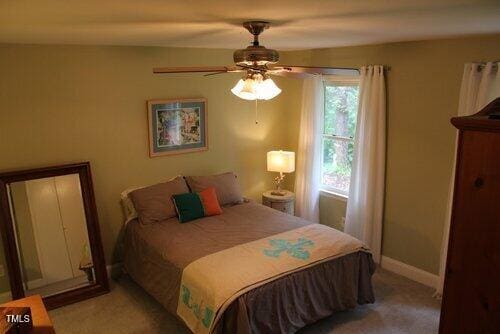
[285, 34, 500, 274]
[0, 44, 298, 274]
[0, 34, 498, 288]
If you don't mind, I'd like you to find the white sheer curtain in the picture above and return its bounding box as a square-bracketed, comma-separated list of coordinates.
[294, 76, 323, 222]
[344, 65, 386, 264]
[435, 61, 499, 297]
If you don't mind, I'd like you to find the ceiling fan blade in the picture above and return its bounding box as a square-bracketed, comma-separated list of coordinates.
[204, 70, 245, 77]
[272, 65, 360, 76]
[153, 66, 239, 74]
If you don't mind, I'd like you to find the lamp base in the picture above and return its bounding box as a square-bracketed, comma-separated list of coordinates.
[271, 190, 286, 196]
[272, 172, 286, 196]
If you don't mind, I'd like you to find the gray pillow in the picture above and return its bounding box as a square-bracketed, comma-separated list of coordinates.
[130, 176, 189, 224]
[185, 172, 243, 206]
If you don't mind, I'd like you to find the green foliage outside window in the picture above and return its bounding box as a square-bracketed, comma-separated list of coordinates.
[322, 83, 359, 193]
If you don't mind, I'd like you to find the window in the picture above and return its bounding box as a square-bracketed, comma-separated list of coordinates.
[321, 77, 360, 196]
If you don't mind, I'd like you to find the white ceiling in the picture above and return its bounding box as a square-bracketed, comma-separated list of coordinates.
[1, 0, 499, 50]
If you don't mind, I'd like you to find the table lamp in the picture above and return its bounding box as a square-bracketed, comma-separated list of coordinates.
[267, 150, 295, 196]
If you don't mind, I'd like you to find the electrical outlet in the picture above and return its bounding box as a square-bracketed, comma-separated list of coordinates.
[340, 217, 346, 229]
[0, 265, 4, 277]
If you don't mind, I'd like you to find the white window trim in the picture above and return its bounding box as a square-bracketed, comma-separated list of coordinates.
[319, 75, 360, 198]
[320, 189, 348, 202]
[323, 74, 360, 84]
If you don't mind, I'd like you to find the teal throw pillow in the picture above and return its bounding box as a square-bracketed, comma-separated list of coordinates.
[172, 193, 205, 223]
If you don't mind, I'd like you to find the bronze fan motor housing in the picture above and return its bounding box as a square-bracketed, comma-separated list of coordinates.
[153, 20, 358, 78]
[233, 21, 279, 67]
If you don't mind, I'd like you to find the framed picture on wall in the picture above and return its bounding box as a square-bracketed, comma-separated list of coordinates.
[147, 98, 208, 157]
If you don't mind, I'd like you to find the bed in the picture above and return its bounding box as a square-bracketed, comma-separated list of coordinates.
[123, 199, 375, 333]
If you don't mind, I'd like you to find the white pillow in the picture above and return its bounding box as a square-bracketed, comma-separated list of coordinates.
[120, 186, 145, 224]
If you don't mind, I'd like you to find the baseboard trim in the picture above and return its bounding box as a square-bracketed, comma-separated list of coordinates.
[26, 278, 46, 290]
[380, 256, 438, 289]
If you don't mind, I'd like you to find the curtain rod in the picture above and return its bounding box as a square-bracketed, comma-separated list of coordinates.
[476, 61, 499, 71]
[361, 65, 391, 71]
[477, 61, 499, 66]
[334, 65, 391, 72]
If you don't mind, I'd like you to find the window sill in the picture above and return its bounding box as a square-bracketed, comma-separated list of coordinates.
[320, 189, 348, 202]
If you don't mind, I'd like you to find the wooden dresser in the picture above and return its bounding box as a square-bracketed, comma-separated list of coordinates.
[439, 98, 500, 333]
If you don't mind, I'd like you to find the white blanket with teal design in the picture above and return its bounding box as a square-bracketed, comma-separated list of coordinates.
[177, 223, 369, 334]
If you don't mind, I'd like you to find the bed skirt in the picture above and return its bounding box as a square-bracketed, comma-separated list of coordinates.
[212, 251, 375, 334]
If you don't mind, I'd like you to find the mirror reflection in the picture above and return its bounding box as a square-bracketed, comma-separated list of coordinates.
[7, 174, 94, 298]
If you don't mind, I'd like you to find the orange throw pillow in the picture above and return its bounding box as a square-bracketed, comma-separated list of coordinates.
[198, 187, 223, 216]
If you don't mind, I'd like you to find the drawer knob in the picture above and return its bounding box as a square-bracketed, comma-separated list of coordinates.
[474, 177, 484, 188]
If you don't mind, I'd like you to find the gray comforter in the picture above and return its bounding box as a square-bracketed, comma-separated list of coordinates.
[123, 201, 375, 333]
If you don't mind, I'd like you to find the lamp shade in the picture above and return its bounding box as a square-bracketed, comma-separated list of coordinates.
[267, 150, 295, 173]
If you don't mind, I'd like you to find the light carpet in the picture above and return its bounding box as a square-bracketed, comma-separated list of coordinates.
[49, 268, 441, 333]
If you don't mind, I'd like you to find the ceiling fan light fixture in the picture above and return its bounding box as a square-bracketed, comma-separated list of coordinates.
[231, 73, 281, 101]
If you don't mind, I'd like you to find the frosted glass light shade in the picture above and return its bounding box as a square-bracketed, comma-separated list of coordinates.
[231, 79, 245, 95]
[231, 79, 256, 100]
[231, 76, 281, 101]
[256, 78, 282, 100]
[267, 150, 295, 173]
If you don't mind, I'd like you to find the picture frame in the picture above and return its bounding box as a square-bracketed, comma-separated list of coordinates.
[147, 98, 208, 157]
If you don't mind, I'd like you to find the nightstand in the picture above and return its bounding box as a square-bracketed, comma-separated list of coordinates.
[262, 190, 295, 215]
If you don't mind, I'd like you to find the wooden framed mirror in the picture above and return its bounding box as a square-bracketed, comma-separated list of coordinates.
[0, 162, 109, 309]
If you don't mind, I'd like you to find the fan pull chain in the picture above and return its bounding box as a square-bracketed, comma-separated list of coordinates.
[255, 99, 259, 125]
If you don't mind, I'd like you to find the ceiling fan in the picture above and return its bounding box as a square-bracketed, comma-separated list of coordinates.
[153, 21, 355, 101]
